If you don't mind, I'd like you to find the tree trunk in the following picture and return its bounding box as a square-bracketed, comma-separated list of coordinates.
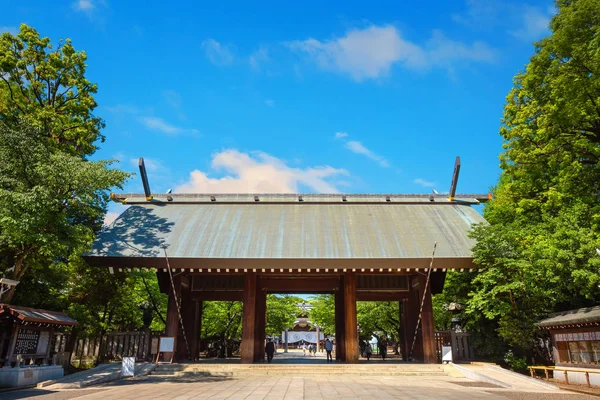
[1, 252, 28, 304]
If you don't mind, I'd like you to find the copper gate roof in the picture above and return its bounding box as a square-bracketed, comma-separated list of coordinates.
[86, 194, 486, 270]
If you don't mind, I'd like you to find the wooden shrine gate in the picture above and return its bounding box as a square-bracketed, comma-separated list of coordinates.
[85, 189, 488, 364]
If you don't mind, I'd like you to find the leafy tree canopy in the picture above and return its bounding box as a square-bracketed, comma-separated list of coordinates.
[439, 0, 600, 363]
[0, 122, 129, 302]
[0, 24, 104, 156]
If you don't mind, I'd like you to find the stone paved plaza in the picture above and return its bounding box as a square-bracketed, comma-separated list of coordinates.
[5, 373, 598, 400]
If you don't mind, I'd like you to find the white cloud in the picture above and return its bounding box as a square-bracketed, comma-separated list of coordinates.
[426, 30, 495, 67]
[334, 132, 389, 167]
[249, 47, 270, 71]
[414, 178, 436, 188]
[202, 39, 235, 66]
[265, 99, 274, 107]
[176, 149, 347, 193]
[509, 5, 552, 41]
[286, 25, 494, 81]
[73, 0, 94, 11]
[138, 116, 199, 135]
[345, 141, 389, 168]
[453, 1, 553, 42]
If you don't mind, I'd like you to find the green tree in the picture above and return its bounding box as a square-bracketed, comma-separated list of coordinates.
[309, 295, 335, 335]
[0, 24, 104, 156]
[266, 295, 302, 337]
[201, 301, 243, 341]
[357, 301, 402, 353]
[440, 0, 600, 363]
[0, 122, 129, 303]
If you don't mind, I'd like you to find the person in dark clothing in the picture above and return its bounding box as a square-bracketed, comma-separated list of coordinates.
[378, 341, 387, 360]
[265, 339, 275, 363]
[324, 338, 333, 362]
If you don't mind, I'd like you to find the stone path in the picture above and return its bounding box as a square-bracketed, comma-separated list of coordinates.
[6, 372, 597, 399]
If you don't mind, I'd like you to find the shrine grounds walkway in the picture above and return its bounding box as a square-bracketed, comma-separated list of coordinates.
[5, 354, 598, 400]
[5, 373, 597, 400]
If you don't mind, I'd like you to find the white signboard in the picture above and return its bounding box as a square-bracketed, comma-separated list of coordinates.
[36, 331, 50, 355]
[159, 337, 175, 352]
[121, 357, 135, 377]
[442, 346, 453, 363]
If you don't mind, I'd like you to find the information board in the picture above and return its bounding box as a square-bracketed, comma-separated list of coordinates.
[36, 331, 50, 355]
[151, 337, 159, 354]
[15, 329, 40, 355]
[158, 337, 175, 353]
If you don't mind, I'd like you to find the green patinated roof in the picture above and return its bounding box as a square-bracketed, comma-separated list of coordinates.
[537, 306, 600, 328]
[89, 194, 486, 261]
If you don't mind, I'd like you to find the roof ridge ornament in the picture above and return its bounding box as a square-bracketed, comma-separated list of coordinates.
[448, 156, 461, 202]
[139, 157, 153, 201]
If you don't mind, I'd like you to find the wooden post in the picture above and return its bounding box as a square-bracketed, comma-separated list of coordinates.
[418, 274, 436, 363]
[545, 369, 549, 381]
[564, 370, 569, 384]
[344, 273, 358, 363]
[530, 367, 535, 378]
[316, 326, 320, 352]
[164, 274, 181, 362]
[254, 279, 266, 362]
[179, 277, 194, 360]
[45, 327, 55, 365]
[6, 324, 19, 366]
[585, 372, 591, 387]
[190, 301, 202, 361]
[406, 277, 423, 360]
[335, 278, 346, 361]
[240, 272, 257, 363]
[400, 300, 410, 361]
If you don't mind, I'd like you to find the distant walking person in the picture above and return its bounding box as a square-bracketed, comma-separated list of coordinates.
[324, 338, 333, 362]
[265, 339, 275, 363]
[378, 341, 387, 360]
[365, 342, 372, 360]
[302, 342, 307, 356]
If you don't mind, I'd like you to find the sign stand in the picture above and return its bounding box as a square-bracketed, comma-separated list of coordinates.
[155, 337, 176, 364]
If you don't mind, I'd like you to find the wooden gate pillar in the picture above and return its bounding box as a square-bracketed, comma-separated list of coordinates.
[343, 273, 358, 363]
[418, 274, 436, 363]
[254, 277, 267, 362]
[178, 276, 193, 360]
[241, 272, 257, 363]
[334, 277, 346, 361]
[165, 274, 182, 362]
[190, 300, 203, 361]
[400, 300, 409, 361]
[406, 276, 423, 361]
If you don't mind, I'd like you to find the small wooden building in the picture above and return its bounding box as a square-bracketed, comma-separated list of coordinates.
[0, 304, 77, 387]
[538, 306, 600, 386]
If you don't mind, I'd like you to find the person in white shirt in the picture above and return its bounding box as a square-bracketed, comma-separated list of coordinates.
[302, 343, 307, 356]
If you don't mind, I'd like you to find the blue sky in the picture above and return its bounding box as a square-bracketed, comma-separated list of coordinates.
[2, 0, 555, 223]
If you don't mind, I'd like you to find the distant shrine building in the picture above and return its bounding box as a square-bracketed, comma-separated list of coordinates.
[282, 303, 325, 350]
[85, 158, 487, 363]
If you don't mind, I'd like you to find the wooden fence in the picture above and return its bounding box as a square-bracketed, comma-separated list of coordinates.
[434, 330, 475, 362]
[52, 330, 162, 368]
